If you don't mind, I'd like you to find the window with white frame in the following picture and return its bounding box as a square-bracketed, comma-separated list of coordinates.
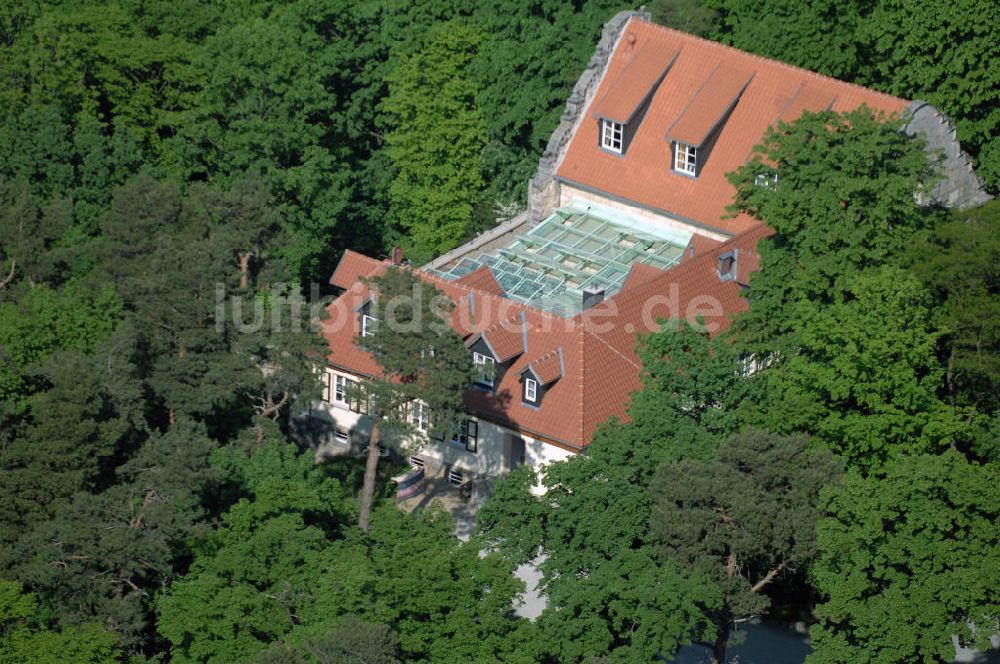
[361, 314, 378, 337]
[601, 119, 624, 153]
[409, 401, 430, 432]
[524, 377, 538, 403]
[674, 142, 697, 175]
[754, 171, 779, 189]
[333, 374, 351, 405]
[472, 352, 496, 387]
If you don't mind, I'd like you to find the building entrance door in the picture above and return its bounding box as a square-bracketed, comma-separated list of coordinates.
[506, 435, 526, 471]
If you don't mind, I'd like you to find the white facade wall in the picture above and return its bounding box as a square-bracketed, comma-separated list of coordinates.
[559, 183, 730, 242]
[310, 367, 577, 487]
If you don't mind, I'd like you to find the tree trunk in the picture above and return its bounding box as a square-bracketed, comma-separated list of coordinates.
[712, 625, 729, 664]
[0, 258, 15, 290]
[358, 423, 382, 534]
[238, 252, 251, 289]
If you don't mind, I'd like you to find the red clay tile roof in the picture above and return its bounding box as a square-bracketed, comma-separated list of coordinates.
[323, 224, 770, 449]
[455, 265, 505, 296]
[667, 63, 755, 147]
[476, 316, 526, 362]
[578, 223, 774, 355]
[682, 233, 724, 261]
[329, 249, 384, 289]
[593, 41, 678, 124]
[556, 18, 908, 238]
[621, 262, 666, 291]
[526, 348, 564, 385]
[778, 83, 837, 123]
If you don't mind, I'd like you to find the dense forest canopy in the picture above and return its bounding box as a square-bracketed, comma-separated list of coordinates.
[1, 0, 998, 662]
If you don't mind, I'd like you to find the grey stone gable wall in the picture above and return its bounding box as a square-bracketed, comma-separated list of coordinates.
[527, 9, 651, 222]
[903, 100, 993, 210]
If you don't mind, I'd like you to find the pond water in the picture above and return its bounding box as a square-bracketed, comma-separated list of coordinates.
[669, 622, 1000, 664]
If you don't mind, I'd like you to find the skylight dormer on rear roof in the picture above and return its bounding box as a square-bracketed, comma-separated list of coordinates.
[593, 39, 679, 156]
[666, 63, 754, 178]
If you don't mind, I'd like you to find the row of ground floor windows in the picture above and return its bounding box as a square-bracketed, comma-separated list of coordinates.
[320, 370, 478, 453]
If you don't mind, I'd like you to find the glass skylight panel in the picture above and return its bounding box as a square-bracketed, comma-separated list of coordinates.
[520, 267, 542, 282]
[577, 216, 603, 234]
[451, 258, 480, 277]
[436, 206, 692, 315]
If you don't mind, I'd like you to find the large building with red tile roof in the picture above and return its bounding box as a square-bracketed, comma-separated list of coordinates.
[312, 11, 987, 483]
[545, 14, 911, 239]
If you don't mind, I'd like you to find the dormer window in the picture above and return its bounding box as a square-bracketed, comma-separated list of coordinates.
[524, 377, 538, 403]
[361, 314, 378, 337]
[717, 249, 737, 282]
[754, 171, 779, 189]
[472, 352, 496, 387]
[520, 348, 563, 406]
[601, 120, 624, 153]
[674, 142, 697, 176]
[665, 64, 754, 179]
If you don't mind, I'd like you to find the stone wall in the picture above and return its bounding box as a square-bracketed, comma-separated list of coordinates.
[423, 211, 530, 271]
[526, 8, 651, 222]
[903, 101, 993, 210]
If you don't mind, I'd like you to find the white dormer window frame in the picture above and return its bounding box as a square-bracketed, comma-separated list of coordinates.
[472, 352, 496, 387]
[754, 171, 779, 189]
[361, 314, 378, 337]
[524, 377, 538, 403]
[675, 142, 697, 176]
[409, 400, 430, 432]
[601, 119, 624, 153]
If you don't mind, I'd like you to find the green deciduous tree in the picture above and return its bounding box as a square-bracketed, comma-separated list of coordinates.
[253, 616, 402, 664]
[174, 2, 357, 281]
[0, 2, 200, 154]
[907, 200, 1000, 413]
[650, 429, 842, 664]
[159, 436, 530, 663]
[808, 449, 1000, 663]
[705, 0, 863, 79]
[728, 107, 937, 352]
[0, 280, 121, 411]
[382, 21, 487, 263]
[856, 0, 1000, 192]
[0, 580, 120, 664]
[157, 438, 350, 663]
[756, 266, 968, 473]
[478, 322, 753, 662]
[353, 266, 472, 533]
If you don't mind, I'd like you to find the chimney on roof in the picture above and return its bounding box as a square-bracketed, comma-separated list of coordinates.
[391, 245, 404, 266]
[626, 31, 637, 55]
[582, 285, 605, 310]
